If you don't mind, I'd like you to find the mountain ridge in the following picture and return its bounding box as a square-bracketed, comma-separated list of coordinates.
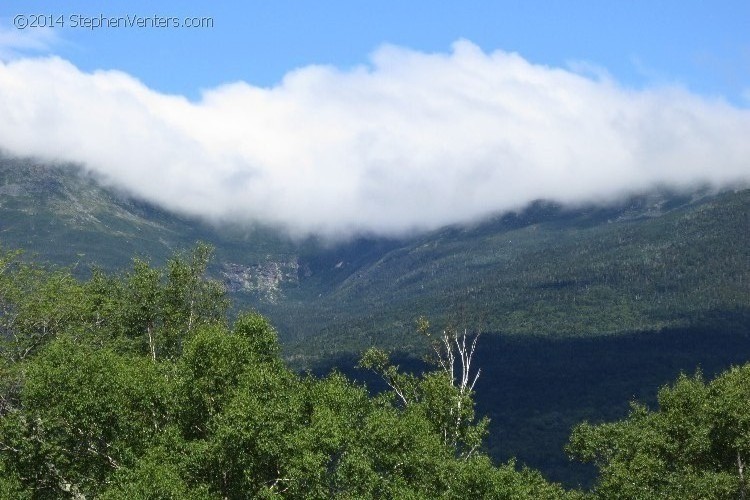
[1, 154, 748, 359]
[3, 153, 749, 486]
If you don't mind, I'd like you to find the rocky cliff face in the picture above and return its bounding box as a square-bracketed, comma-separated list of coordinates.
[221, 259, 301, 304]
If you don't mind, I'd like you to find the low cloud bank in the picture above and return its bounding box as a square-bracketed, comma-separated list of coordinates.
[1, 40, 748, 238]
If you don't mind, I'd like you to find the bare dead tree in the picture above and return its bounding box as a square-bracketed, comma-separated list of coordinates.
[361, 318, 486, 458]
[419, 317, 481, 398]
[418, 317, 483, 454]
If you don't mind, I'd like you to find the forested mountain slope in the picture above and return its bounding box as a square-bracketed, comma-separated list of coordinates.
[2, 154, 749, 486]
[2, 154, 748, 357]
[285, 186, 749, 359]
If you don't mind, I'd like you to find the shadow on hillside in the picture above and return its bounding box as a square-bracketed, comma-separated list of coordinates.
[305, 312, 750, 489]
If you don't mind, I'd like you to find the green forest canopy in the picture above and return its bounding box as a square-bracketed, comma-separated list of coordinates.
[1, 243, 749, 499]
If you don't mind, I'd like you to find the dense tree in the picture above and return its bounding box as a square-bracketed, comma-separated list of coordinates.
[0, 339, 174, 497]
[567, 366, 750, 499]
[7, 242, 750, 498]
[0, 244, 576, 498]
[359, 317, 489, 459]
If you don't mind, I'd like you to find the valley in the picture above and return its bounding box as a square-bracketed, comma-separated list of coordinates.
[2, 153, 748, 486]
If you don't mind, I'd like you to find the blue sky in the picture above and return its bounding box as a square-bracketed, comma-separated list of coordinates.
[2, 1, 748, 102]
[1, 2, 749, 238]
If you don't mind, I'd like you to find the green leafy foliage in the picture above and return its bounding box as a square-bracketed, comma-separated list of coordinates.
[567, 366, 750, 499]
[0, 249, 86, 362]
[0, 245, 575, 498]
[359, 327, 489, 461]
[2, 339, 174, 497]
[4, 242, 750, 498]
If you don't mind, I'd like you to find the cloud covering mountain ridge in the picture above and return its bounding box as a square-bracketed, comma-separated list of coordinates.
[1, 40, 748, 238]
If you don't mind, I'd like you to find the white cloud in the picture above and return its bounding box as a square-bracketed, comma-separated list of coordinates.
[0, 22, 59, 60]
[0, 40, 748, 239]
